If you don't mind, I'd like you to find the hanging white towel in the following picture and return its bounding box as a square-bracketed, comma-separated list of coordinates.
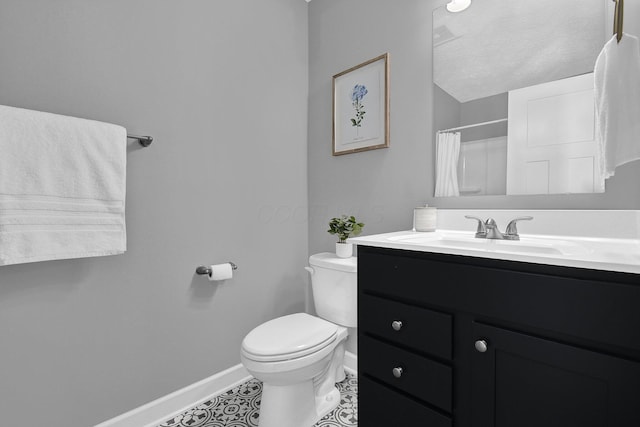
[0, 105, 127, 266]
[594, 33, 640, 185]
[434, 132, 460, 197]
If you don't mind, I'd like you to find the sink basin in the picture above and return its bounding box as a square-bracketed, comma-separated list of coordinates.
[386, 231, 590, 256]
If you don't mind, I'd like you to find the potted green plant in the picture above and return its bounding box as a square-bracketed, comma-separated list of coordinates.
[328, 215, 365, 258]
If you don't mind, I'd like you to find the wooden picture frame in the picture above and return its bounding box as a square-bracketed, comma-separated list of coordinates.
[332, 53, 389, 156]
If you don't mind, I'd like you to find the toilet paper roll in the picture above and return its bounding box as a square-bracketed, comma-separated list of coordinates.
[414, 206, 437, 232]
[208, 263, 233, 281]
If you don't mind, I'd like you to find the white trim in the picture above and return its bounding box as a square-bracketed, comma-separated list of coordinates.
[94, 364, 252, 427]
[344, 351, 358, 376]
[96, 352, 358, 427]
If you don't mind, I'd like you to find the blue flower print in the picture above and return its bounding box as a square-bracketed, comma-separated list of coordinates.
[350, 84, 368, 128]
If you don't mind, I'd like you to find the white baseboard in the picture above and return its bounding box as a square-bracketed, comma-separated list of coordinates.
[94, 364, 252, 427]
[96, 352, 358, 427]
[344, 351, 358, 376]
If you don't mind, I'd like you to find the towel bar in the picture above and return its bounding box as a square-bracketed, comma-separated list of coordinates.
[127, 134, 153, 147]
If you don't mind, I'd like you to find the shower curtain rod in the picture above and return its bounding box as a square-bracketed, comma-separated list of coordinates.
[436, 118, 507, 134]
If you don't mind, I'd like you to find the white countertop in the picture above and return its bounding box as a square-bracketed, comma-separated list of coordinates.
[348, 208, 640, 276]
[349, 230, 640, 274]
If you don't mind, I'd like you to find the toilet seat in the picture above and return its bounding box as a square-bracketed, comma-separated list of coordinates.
[242, 313, 338, 363]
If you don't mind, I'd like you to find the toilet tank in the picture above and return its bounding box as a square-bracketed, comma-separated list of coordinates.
[308, 253, 357, 328]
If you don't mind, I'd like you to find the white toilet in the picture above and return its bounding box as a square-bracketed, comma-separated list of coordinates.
[240, 253, 357, 427]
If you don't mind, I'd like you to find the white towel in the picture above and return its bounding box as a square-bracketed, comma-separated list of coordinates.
[594, 33, 640, 184]
[0, 105, 127, 265]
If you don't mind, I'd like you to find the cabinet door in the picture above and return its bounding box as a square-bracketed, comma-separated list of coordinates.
[472, 323, 640, 427]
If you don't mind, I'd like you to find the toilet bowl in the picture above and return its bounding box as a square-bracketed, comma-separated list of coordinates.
[240, 253, 357, 427]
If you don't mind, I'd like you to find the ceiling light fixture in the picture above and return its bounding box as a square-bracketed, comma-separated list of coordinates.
[446, 0, 472, 13]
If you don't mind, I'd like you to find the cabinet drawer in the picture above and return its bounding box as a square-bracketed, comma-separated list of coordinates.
[359, 375, 452, 427]
[359, 250, 428, 297]
[359, 335, 452, 412]
[360, 294, 452, 360]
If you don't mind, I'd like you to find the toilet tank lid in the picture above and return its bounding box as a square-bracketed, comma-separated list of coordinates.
[309, 252, 357, 273]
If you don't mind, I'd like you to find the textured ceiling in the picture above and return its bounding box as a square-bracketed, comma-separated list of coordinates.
[433, 0, 608, 103]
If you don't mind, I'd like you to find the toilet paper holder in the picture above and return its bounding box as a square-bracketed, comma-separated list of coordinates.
[195, 262, 238, 276]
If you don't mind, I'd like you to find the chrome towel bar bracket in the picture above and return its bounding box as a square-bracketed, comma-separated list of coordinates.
[195, 262, 238, 276]
[613, 0, 624, 43]
[127, 134, 154, 147]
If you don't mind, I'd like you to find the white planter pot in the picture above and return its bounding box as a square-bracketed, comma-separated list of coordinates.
[336, 242, 353, 258]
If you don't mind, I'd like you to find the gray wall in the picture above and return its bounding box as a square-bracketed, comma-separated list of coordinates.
[459, 92, 508, 142]
[433, 84, 461, 137]
[0, 1, 308, 426]
[308, 0, 640, 245]
[434, 87, 508, 142]
[308, 0, 435, 253]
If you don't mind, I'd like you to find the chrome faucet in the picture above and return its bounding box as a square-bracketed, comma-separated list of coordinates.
[465, 216, 533, 240]
[484, 218, 505, 239]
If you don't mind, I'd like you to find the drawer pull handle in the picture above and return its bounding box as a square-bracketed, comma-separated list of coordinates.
[392, 367, 404, 378]
[391, 320, 403, 331]
[475, 339, 488, 353]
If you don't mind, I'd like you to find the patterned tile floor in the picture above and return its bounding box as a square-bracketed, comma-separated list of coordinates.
[157, 373, 357, 427]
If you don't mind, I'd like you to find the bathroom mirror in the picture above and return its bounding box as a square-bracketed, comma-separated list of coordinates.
[433, 0, 609, 197]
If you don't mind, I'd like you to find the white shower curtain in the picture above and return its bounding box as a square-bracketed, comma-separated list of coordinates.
[434, 132, 461, 197]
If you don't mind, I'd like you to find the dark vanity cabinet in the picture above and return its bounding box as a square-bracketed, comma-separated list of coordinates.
[357, 246, 640, 427]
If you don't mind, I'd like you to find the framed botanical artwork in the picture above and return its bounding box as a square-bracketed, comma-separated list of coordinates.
[332, 53, 389, 156]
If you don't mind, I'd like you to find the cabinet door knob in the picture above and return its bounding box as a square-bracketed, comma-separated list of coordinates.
[392, 367, 404, 378]
[475, 339, 488, 353]
[391, 320, 403, 331]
